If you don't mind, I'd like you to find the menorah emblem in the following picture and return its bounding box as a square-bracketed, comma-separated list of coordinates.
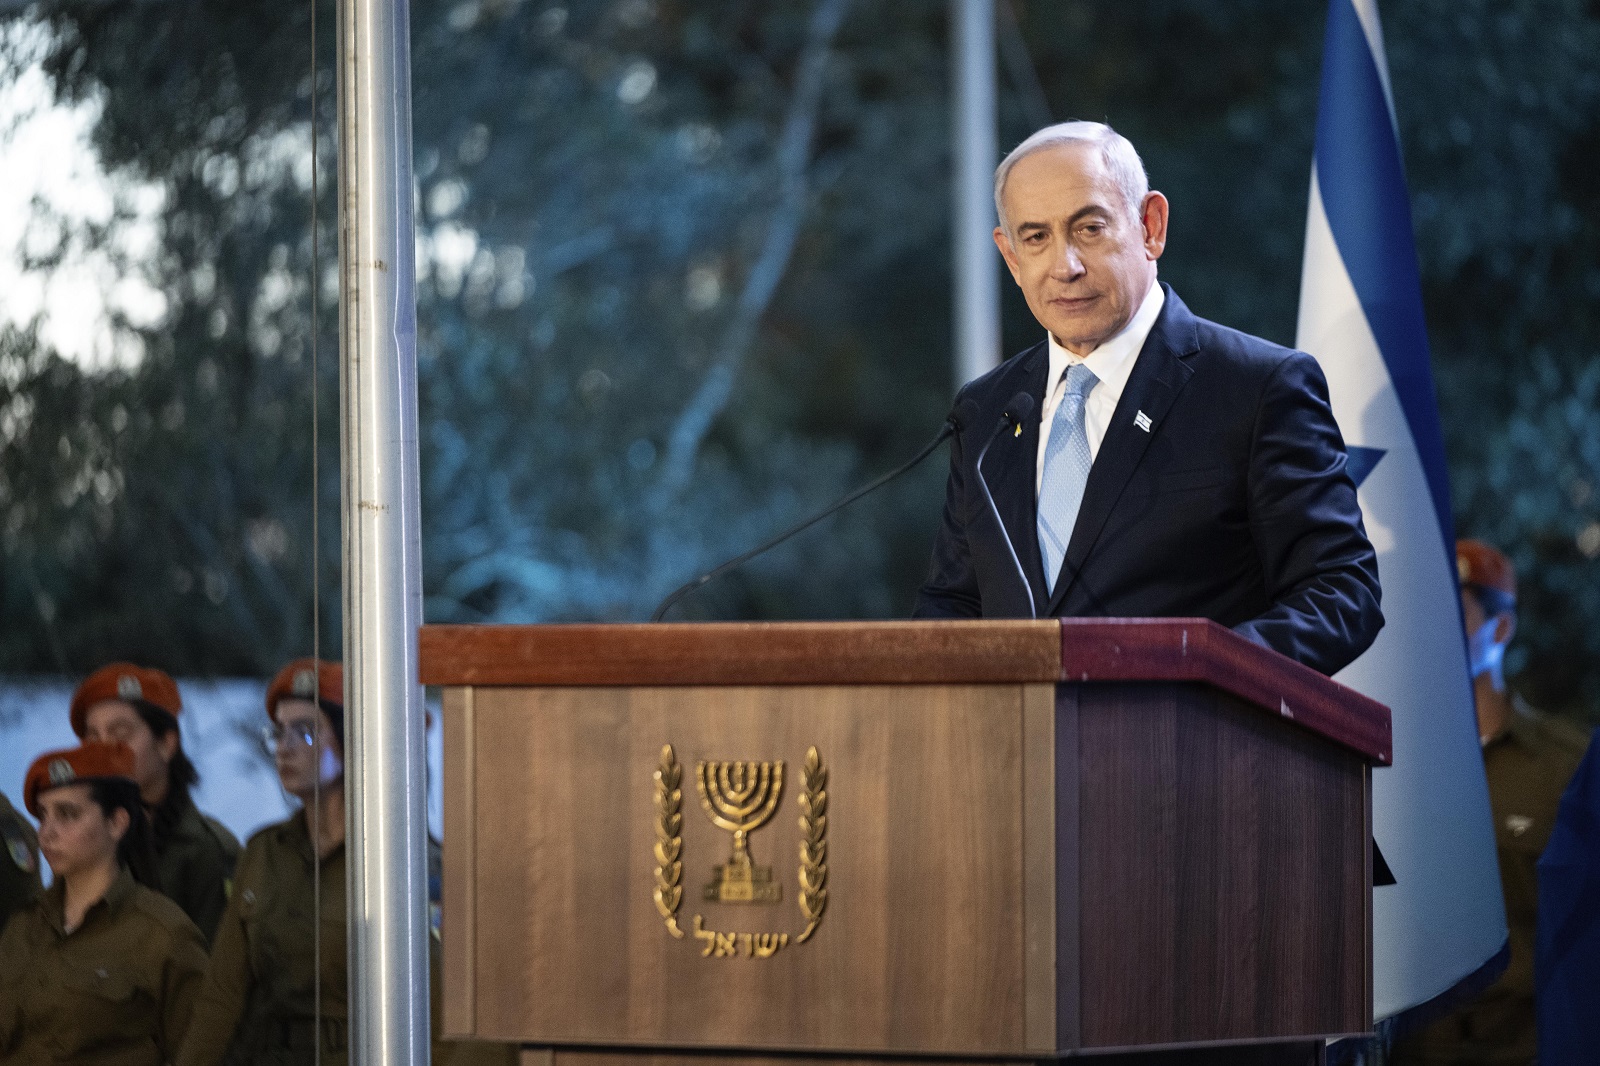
[696, 759, 784, 904]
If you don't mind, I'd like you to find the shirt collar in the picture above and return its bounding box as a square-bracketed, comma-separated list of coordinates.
[1045, 278, 1165, 400]
[284, 807, 346, 866]
[40, 865, 137, 935]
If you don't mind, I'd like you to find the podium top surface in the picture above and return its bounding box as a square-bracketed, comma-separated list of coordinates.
[420, 619, 1391, 764]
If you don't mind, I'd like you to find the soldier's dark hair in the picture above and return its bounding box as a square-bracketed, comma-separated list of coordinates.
[86, 777, 159, 888]
[130, 700, 200, 847]
[317, 699, 344, 749]
[1465, 583, 1516, 621]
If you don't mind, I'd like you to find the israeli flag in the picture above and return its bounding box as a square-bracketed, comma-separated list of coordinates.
[1296, 0, 1507, 1024]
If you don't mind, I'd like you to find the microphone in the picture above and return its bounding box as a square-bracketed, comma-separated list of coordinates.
[973, 391, 1038, 619]
[651, 402, 975, 622]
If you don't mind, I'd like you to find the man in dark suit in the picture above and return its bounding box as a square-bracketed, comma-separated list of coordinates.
[915, 121, 1382, 677]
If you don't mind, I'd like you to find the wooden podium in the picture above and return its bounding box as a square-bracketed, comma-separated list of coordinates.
[420, 619, 1390, 1066]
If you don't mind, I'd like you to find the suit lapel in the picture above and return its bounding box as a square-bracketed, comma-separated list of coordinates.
[1047, 286, 1200, 614]
[982, 341, 1051, 611]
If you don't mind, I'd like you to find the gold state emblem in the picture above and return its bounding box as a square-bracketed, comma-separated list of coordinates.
[652, 745, 828, 958]
[697, 760, 783, 904]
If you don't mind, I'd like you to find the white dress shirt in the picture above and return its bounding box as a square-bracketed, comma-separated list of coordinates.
[1036, 279, 1166, 497]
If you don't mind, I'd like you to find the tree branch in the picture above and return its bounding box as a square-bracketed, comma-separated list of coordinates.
[655, 0, 853, 500]
[998, 0, 1053, 131]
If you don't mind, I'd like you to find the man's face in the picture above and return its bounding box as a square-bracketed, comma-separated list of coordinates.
[994, 142, 1168, 356]
[83, 699, 174, 804]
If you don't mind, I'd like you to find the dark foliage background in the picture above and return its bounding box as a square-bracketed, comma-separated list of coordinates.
[1, 0, 1597, 722]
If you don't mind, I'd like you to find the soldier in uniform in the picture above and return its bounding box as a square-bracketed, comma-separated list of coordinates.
[1391, 540, 1592, 1065]
[73, 662, 242, 944]
[177, 658, 347, 1066]
[0, 742, 209, 1064]
[0, 789, 42, 930]
[177, 659, 512, 1066]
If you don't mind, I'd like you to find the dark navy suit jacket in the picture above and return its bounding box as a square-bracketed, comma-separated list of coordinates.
[913, 285, 1383, 678]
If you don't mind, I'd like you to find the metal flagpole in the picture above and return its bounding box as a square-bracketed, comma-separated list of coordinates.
[951, 0, 999, 389]
[337, 0, 428, 1060]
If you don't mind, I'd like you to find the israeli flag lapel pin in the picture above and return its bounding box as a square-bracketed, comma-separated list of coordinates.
[1134, 410, 1153, 433]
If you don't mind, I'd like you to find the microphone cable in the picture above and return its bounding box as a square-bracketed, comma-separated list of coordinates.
[651, 404, 972, 622]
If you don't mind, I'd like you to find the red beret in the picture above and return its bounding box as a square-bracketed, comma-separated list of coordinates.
[24, 742, 136, 817]
[266, 658, 344, 722]
[70, 663, 182, 738]
[1456, 539, 1517, 601]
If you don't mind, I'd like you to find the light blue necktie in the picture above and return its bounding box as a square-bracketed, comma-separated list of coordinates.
[1037, 363, 1099, 595]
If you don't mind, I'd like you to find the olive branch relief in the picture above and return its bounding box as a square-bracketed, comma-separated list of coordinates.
[653, 745, 685, 938]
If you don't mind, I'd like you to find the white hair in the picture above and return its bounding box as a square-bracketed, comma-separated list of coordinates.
[993, 121, 1150, 243]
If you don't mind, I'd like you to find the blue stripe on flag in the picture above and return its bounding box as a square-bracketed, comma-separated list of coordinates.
[1346, 445, 1387, 488]
[1313, 0, 1455, 550]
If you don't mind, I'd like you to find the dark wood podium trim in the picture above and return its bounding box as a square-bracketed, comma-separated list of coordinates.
[419, 620, 1061, 686]
[1059, 618, 1391, 764]
[420, 619, 1389, 764]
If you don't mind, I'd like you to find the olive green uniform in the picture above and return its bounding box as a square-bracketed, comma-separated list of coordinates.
[1391, 700, 1591, 1065]
[178, 812, 514, 1066]
[0, 866, 209, 1065]
[153, 797, 242, 946]
[176, 812, 346, 1066]
[0, 791, 42, 930]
